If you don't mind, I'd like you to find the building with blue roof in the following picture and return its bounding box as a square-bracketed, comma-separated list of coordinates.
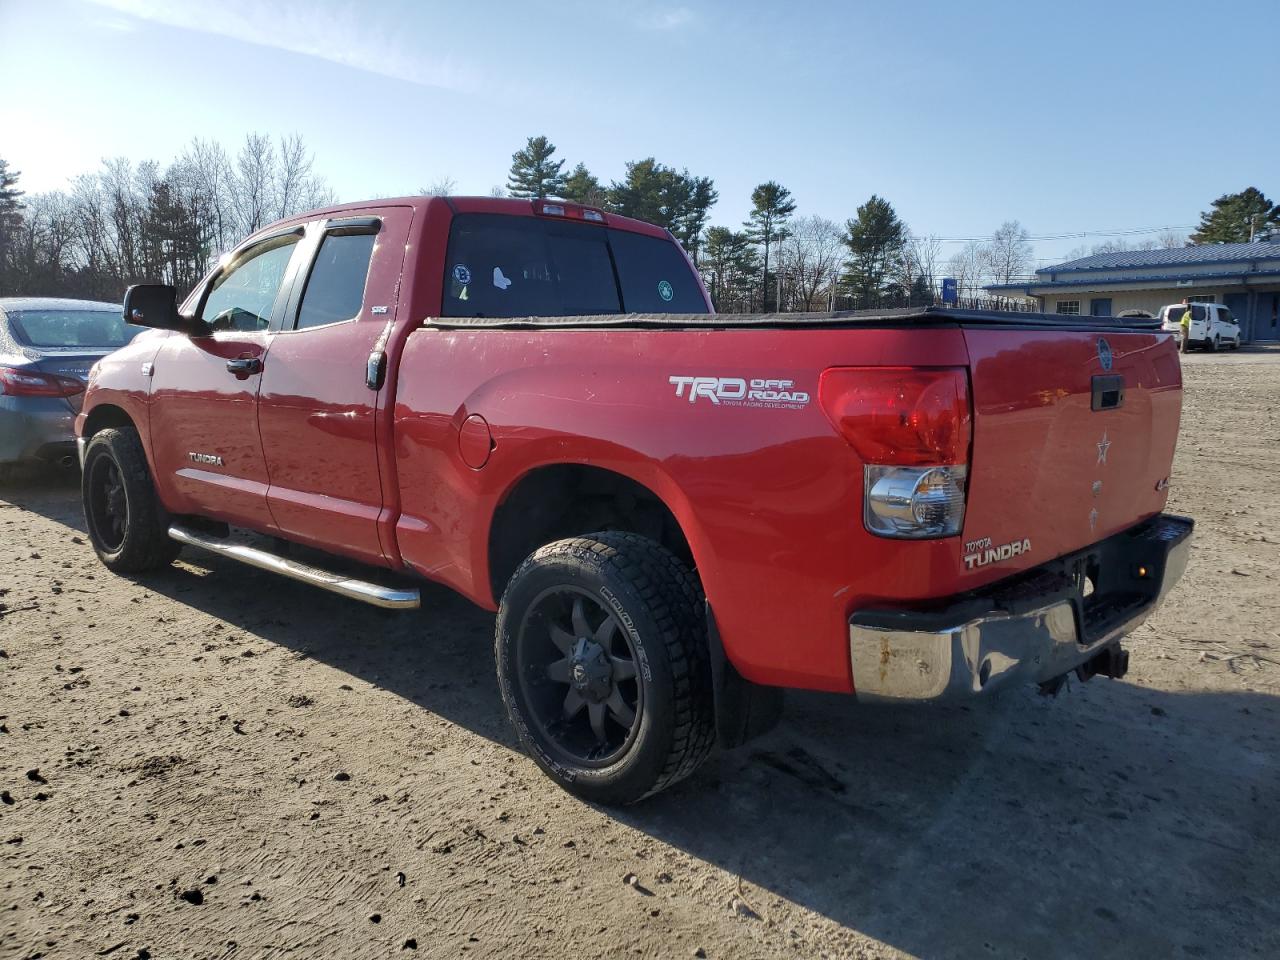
[987, 241, 1280, 342]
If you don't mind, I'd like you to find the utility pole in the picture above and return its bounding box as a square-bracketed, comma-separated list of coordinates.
[1248, 214, 1257, 242]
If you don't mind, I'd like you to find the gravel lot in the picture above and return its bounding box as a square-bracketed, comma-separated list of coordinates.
[2, 348, 1278, 960]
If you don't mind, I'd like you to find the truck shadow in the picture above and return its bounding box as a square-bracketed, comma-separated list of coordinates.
[121, 545, 1280, 960]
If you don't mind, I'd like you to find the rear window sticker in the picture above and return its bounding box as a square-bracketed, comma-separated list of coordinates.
[658, 280, 674, 302]
[493, 267, 513, 290]
[452, 263, 471, 285]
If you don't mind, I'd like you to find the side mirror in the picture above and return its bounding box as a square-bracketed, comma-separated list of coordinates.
[123, 284, 211, 337]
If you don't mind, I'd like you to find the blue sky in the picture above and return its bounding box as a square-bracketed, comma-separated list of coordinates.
[2, 0, 1276, 264]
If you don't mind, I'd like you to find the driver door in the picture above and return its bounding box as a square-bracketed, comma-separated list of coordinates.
[148, 228, 306, 530]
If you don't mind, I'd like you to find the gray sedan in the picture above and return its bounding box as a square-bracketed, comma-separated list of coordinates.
[1, 297, 135, 469]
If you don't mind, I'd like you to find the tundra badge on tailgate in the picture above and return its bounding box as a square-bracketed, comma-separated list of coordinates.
[963, 536, 1032, 570]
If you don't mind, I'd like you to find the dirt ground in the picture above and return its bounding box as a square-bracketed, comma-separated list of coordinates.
[2, 348, 1279, 960]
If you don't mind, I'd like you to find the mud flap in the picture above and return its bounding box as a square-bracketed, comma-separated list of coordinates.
[706, 602, 784, 749]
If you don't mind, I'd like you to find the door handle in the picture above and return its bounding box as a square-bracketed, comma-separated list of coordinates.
[226, 357, 262, 376]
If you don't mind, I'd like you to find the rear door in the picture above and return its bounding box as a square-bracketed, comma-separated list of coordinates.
[256, 207, 413, 566]
[959, 326, 1182, 582]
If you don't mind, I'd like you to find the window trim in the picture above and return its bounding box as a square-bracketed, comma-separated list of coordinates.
[274, 217, 383, 335]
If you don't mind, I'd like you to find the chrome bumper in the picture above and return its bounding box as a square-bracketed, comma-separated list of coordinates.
[850, 515, 1192, 702]
[76, 436, 87, 468]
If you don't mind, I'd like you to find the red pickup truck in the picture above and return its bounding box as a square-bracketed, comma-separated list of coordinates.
[77, 196, 1192, 804]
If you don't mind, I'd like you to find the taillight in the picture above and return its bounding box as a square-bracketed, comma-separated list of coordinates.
[0, 366, 86, 398]
[819, 367, 972, 539]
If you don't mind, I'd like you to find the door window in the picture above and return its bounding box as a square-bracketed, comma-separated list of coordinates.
[294, 232, 377, 329]
[201, 235, 300, 332]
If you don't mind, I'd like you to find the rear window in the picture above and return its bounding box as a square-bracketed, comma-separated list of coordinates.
[441, 214, 706, 318]
[6, 309, 135, 348]
[608, 227, 709, 313]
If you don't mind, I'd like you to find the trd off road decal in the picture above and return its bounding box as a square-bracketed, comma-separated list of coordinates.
[668, 376, 810, 409]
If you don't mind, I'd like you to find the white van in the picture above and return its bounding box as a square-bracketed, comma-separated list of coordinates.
[1158, 302, 1242, 351]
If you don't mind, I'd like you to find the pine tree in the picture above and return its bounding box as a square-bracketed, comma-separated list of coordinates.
[0, 158, 25, 282]
[506, 136, 566, 199]
[744, 181, 796, 312]
[702, 226, 758, 312]
[608, 158, 669, 224]
[1190, 187, 1280, 244]
[842, 195, 906, 306]
[607, 159, 716, 259]
[561, 163, 606, 207]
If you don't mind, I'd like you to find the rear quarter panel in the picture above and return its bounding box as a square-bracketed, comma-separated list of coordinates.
[393, 324, 972, 693]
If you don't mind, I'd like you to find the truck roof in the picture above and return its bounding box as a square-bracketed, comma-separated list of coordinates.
[249, 195, 673, 244]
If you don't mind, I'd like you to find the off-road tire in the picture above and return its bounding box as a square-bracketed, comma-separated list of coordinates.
[495, 532, 715, 805]
[82, 426, 180, 573]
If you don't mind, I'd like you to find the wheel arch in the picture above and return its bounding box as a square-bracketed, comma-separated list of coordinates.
[81, 402, 138, 439]
[485, 462, 705, 606]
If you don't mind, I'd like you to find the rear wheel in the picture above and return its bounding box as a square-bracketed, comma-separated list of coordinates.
[82, 427, 180, 573]
[495, 532, 714, 805]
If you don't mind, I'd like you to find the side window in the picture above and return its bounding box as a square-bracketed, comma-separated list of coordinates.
[201, 235, 299, 332]
[294, 231, 377, 330]
[1191, 305, 1207, 322]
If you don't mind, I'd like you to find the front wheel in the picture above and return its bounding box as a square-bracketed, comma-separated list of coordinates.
[495, 533, 714, 805]
[82, 426, 180, 573]
[1212, 335, 1221, 352]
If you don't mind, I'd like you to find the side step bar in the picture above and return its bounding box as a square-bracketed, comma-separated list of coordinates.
[168, 525, 421, 610]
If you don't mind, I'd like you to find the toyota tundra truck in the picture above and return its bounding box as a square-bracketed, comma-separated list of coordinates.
[76, 196, 1192, 804]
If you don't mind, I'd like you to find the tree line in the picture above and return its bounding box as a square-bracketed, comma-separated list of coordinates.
[0, 135, 333, 302]
[2, 130, 1270, 311]
[504, 135, 1050, 312]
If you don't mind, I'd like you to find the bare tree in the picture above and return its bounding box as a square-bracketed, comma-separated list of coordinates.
[275, 133, 313, 220]
[178, 138, 235, 254]
[776, 215, 844, 311]
[901, 232, 943, 299]
[1156, 229, 1186, 249]
[981, 220, 1033, 285]
[234, 133, 276, 235]
[419, 176, 457, 197]
[947, 240, 986, 298]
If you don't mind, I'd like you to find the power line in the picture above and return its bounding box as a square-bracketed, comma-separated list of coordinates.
[772, 224, 1194, 247]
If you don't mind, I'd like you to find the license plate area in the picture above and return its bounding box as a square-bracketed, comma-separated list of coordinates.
[1073, 543, 1158, 643]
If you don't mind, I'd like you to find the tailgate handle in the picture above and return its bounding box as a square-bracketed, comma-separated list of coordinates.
[1091, 374, 1125, 411]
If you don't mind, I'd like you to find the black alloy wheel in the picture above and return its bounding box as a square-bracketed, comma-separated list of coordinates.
[516, 586, 642, 767]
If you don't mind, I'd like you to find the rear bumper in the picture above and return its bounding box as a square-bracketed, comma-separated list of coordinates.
[0, 398, 78, 464]
[849, 514, 1193, 701]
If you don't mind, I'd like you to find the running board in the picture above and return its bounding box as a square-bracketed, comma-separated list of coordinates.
[168, 525, 421, 610]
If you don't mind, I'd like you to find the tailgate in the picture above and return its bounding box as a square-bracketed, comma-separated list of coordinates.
[960, 328, 1182, 582]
